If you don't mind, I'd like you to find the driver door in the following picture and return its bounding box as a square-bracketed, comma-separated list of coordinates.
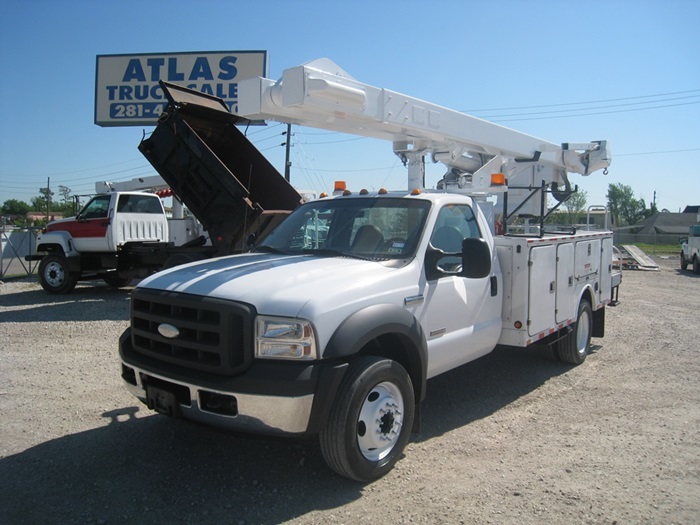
[420, 203, 502, 378]
[68, 194, 113, 252]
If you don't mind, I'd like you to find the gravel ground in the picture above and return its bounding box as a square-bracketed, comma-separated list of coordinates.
[1, 257, 698, 524]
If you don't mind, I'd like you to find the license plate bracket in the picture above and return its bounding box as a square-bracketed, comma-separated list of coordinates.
[146, 384, 181, 417]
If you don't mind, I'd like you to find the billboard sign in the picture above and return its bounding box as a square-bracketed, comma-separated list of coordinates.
[95, 51, 267, 126]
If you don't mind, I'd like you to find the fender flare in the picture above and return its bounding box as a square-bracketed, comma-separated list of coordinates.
[37, 231, 77, 256]
[324, 304, 428, 403]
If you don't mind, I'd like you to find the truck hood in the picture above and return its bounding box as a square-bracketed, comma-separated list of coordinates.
[45, 216, 78, 229]
[138, 253, 406, 317]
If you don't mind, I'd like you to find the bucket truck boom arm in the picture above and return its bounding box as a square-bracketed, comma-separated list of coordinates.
[238, 58, 610, 207]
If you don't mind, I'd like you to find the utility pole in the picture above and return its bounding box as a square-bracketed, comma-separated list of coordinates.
[283, 123, 292, 182]
[46, 177, 51, 222]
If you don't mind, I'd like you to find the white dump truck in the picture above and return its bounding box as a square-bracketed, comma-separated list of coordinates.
[119, 60, 619, 481]
[28, 85, 303, 294]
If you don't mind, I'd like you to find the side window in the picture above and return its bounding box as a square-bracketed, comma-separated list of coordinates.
[430, 204, 481, 249]
[117, 195, 162, 214]
[429, 204, 481, 273]
[81, 195, 111, 219]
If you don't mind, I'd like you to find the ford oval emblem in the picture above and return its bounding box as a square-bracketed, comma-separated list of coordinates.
[158, 323, 180, 339]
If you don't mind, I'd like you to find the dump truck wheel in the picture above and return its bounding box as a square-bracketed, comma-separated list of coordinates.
[557, 299, 592, 365]
[680, 252, 688, 271]
[103, 275, 131, 288]
[39, 253, 78, 294]
[320, 356, 414, 482]
[694, 257, 700, 275]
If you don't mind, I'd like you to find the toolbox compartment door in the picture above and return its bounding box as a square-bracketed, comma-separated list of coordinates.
[599, 237, 613, 304]
[556, 242, 574, 324]
[138, 81, 303, 255]
[528, 245, 556, 337]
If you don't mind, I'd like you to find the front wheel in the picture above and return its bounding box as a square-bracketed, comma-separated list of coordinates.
[38, 253, 78, 294]
[320, 356, 415, 482]
[694, 256, 700, 275]
[557, 299, 592, 365]
[680, 251, 688, 271]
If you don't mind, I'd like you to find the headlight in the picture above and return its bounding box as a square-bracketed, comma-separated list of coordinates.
[255, 316, 317, 360]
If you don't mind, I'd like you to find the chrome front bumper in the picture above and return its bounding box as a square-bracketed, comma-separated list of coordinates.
[122, 364, 315, 435]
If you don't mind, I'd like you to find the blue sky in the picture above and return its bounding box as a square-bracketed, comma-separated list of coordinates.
[1, 0, 699, 213]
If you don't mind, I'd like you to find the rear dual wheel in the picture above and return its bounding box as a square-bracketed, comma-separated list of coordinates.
[556, 299, 592, 365]
[320, 356, 414, 482]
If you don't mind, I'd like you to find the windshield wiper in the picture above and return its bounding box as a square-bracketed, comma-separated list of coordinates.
[254, 245, 287, 255]
[304, 248, 382, 261]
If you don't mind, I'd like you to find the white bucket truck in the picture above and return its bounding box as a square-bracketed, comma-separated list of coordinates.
[119, 60, 618, 481]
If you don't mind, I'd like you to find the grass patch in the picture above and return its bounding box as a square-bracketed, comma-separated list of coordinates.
[631, 243, 680, 256]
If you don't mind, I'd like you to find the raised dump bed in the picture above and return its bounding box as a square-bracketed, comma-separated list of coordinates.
[139, 81, 303, 255]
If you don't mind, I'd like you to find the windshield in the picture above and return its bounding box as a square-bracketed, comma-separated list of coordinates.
[257, 197, 431, 259]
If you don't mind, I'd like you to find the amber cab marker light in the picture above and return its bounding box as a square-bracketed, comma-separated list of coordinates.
[378, 188, 388, 195]
[491, 173, 506, 186]
[410, 188, 422, 195]
[359, 188, 369, 195]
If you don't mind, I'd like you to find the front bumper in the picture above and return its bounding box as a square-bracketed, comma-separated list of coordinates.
[119, 329, 346, 436]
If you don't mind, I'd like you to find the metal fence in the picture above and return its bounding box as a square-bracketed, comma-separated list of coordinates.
[1, 228, 39, 278]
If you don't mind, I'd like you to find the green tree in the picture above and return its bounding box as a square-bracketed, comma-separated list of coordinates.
[562, 189, 588, 224]
[58, 185, 71, 205]
[56, 185, 76, 216]
[606, 183, 648, 226]
[31, 186, 55, 216]
[2, 199, 31, 216]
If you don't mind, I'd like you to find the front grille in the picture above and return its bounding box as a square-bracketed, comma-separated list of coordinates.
[130, 289, 254, 375]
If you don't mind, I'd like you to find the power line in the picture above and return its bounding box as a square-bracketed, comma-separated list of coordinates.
[463, 88, 700, 113]
[614, 147, 700, 157]
[480, 95, 700, 119]
[492, 100, 700, 122]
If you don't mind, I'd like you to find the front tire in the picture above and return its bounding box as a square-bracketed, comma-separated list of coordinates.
[680, 251, 688, 271]
[694, 256, 700, 275]
[320, 356, 415, 482]
[38, 253, 78, 294]
[557, 299, 592, 365]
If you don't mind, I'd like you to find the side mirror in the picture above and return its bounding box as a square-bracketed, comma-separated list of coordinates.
[424, 237, 492, 280]
[461, 238, 491, 279]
